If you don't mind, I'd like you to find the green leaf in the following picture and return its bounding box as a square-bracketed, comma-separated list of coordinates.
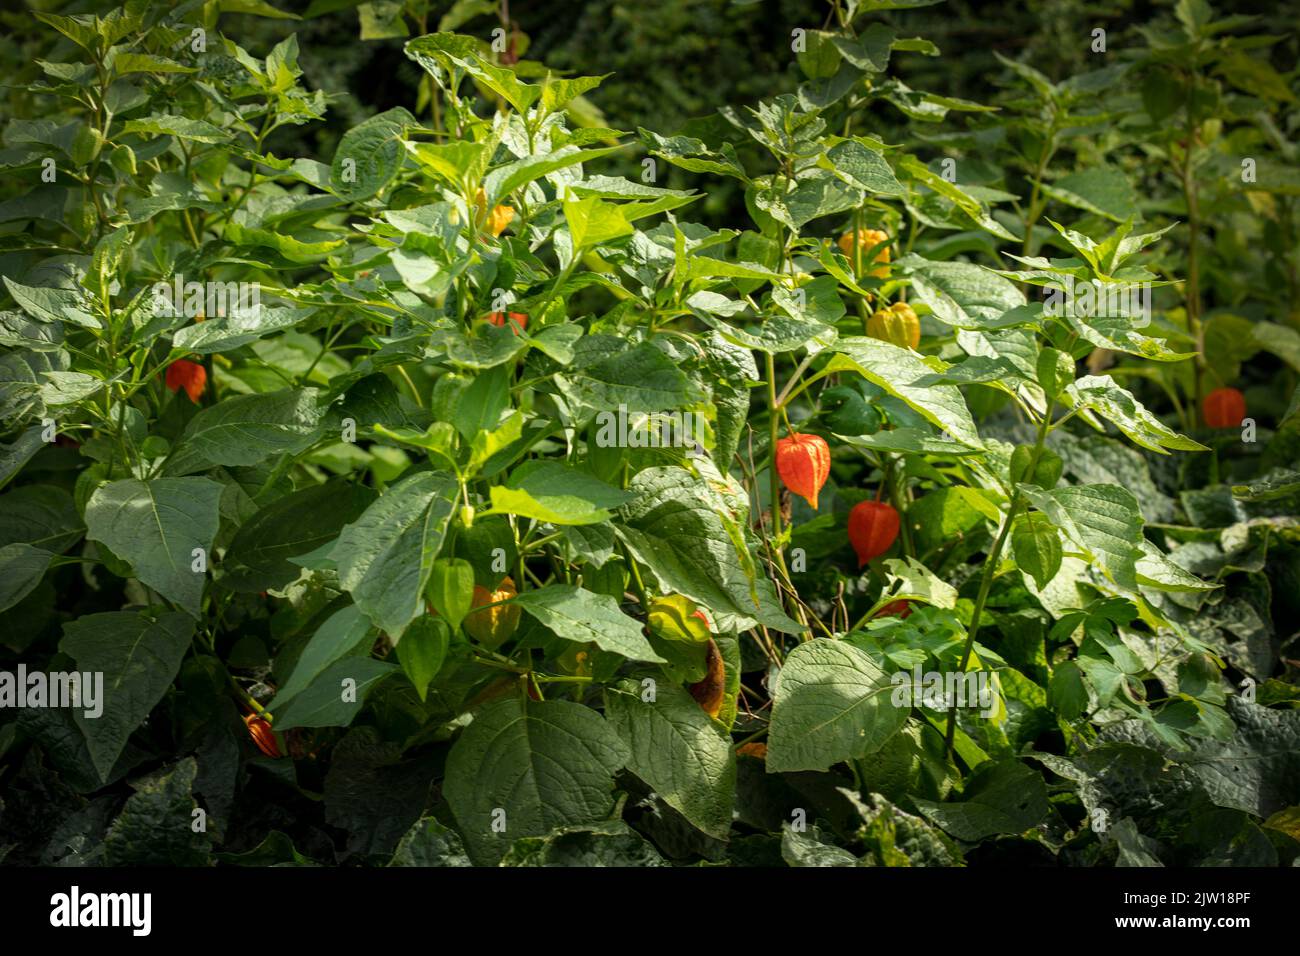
[1039, 167, 1138, 222]
[0, 544, 53, 612]
[451, 53, 540, 114]
[1067, 375, 1207, 454]
[171, 307, 311, 354]
[562, 193, 634, 249]
[825, 139, 905, 195]
[3, 277, 97, 328]
[112, 53, 196, 75]
[0, 484, 83, 553]
[560, 341, 703, 413]
[103, 757, 210, 866]
[165, 388, 324, 475]
[272, 657, 396, 730]
[1012, 512, 1063, 590]
[269, 604, 373, 710]
[490, 460, 633, 525]
[60, 610, 195, 782]
[444, 697, 630, 864]
[0, 427, 45, 491]
[121, 114, 228, 144]
[605, 680, 736, 839]
[510, 584, 665, 663]
[899, 257, 1027, 330]
[913, 759, 1049, 841]
[617, 465, 800, 634]
[880, 556, 958, 608]
[332, 470, 459, 638]
[828, 337, 983, 448]
[389, 816, 471, 866]
[330, 107, 414, 200]
[1019, 483, 1143, 590]
[499, 820, 668, 866]
[223, 222, 346, 263]
[222, 481, 376, 592]
[84, 478, 222, 616]
[541, 74, 610, 113]
[484, 145, 621, 205]
[767, 638, 908, 772]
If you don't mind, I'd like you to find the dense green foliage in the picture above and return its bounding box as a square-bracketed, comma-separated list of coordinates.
[0, 0, 1297, 867]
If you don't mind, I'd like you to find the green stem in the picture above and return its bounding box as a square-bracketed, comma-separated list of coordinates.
[944, 399, 1055, 756]
[766, 352, 783, 543]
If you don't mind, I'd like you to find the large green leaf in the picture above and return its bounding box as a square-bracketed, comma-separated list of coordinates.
[605, 680, 735, 839]
[559, 342, 703, 413]
[59, 610, 195, 782]
[899, 257, 1027, 330]
[1039, 167, 1139, 222]
[268, 604, 373, 710]
[330, 107, 414, 200]
[1066, 375, 1207, 454]
[222, 480, 377, 592]
[331, 470, 458, 638]
[912, 759, 1050, 841]
[444, 697, 630, 864]
[0, 543, 53, 612]
[165, 387, 324, 475]
[103, 757, 210, 866]
[767, 638, 908, 772]
[484, 145, 621, 204]
[171, 307, 311, 354]
[829, 337, 983, 448]
[1020, 483, 1143, 590]
[84, 478, 222, 616]
[1012, 512, 1063, 590]
[510, 584, 664, 663]
[489, 460, 633, 526]
[824, 138, 905, 195]
[617, 466, 800, 633]
[271, 657, 396, 730]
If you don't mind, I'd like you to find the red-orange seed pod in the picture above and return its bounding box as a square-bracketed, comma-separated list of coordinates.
[244, 713, 282, 759]
[775, 433, 831, 510]
[166, 359, 206, 403]
[1202, 387, 1246, 429]
[485, 311, 528, 334]
[848, 500, 900, 567]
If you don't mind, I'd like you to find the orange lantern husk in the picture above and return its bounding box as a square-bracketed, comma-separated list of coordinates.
[166, 359, 206, 402]
[775, 433, 831, 510]
[1202, 387, 1246, 429]
[848, 499, 900, 567]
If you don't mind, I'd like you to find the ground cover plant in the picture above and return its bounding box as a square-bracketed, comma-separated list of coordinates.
[0, 0, 1297, 868]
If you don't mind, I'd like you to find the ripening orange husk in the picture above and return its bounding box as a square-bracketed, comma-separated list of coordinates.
[487, 204, 515, 237]
[1202, 387, 1246, 429]
[737, 742, 768, 759]
[244, 713, 282, 759]
[485, 311, 528, 334]
[775, 433, 831, 510]
[867, 302, 920, 349]
[689, 638, 725, 718]
[837, 228, 891, 278]
[848, 500, 900, 567]
[166, 359, 206, 402]
[463, 576, 522, 648]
